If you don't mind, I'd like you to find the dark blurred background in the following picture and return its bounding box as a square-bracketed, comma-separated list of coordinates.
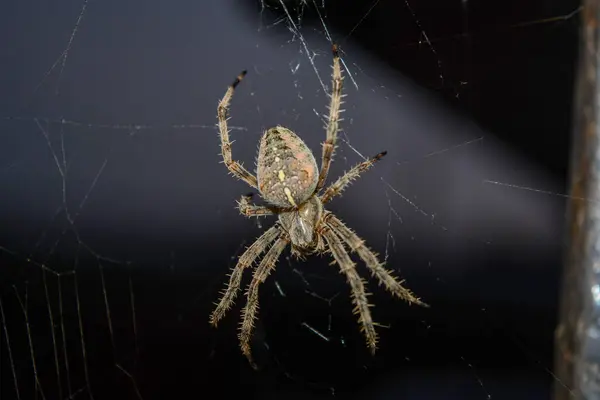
[0, 0, 580, 399]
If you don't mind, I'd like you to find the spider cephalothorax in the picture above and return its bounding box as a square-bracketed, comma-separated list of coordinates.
[210, 44, 427, 367]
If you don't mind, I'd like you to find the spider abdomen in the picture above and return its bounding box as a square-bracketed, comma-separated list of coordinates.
[256, 126, 319, 208]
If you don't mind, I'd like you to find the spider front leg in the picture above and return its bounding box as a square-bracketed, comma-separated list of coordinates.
[317, 44, 344, 191]
[320, 151, 387, 204]
[237, 193, 275, 218]
[217, 70, 258, 188]
[239, 235, 289, 367]
[322, 226, 378, 353]
[325, 213, 428, 307]
[209, 226, 280, 327]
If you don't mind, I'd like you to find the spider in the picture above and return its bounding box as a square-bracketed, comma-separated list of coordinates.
[209, 44, 427, 366]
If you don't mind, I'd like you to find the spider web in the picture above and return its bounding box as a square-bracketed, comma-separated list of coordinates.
[0, 0, 581, 398]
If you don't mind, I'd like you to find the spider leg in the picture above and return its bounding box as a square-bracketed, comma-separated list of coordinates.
[316, 44, 344, 191]
[239, 235, 289, 366]
[320, 151, 387, 204]
[322, 226, 378, 353]
[217, 70, 258, 188]
[325, 213, 428, 307]
[209, 225, 280, 327]
[237, 193, 276, 217]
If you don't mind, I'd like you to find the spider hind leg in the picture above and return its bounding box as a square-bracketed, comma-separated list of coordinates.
[317, 44, 344, 191]
[217, 70, 258, 188]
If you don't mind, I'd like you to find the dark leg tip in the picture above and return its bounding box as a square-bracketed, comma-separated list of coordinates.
[232, 70, 247, 88]
[374, 151, 387, 159]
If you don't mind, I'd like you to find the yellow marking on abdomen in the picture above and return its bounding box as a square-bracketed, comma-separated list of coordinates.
[278, 170, 286, 182]
[284, 187, 297, 207]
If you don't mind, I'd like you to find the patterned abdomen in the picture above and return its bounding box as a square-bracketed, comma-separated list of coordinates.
[257, 126, 319, 208]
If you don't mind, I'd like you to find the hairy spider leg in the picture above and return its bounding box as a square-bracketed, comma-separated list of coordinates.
[320, 151, 387, 204]
[237, 193, 277, 218]
[316, 44, 344, 191]
[322, 227, 378, 352]
[217, 70, 258, 188]
[239, 235, 289, 367]
[325, 213, 427, 306]
[210, 226, 280, 326]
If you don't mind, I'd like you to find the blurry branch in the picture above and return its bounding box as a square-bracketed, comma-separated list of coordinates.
[555, 2, 600, 399]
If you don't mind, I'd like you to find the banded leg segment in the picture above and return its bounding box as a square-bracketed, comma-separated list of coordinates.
[239, 235, 289, 365]
[217, 70, 258, 188]
[320, 151, 387, 204]
[317, 44, 344, 191]
[209, 226, 280, 326]
[237, 194, 275, 218]
[322, 227, 378, 353]
[325, 213, 427, 307]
